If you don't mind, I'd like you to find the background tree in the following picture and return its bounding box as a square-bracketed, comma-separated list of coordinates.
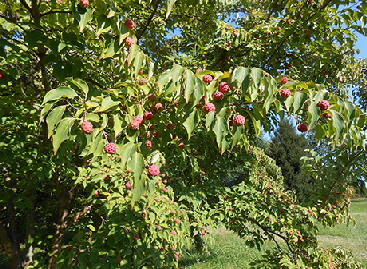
[266, 118, 314, 202]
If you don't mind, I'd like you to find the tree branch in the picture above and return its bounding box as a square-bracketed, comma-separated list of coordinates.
[41, 10, 72, 17]
[136, 0, 161, 41]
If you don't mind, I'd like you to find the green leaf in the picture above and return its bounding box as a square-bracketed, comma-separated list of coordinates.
[128, 152, 144, 183]
[166, 0, 177, 18]
[307, 102, 320, 128]
[74, 5, 94, 32]
[132, 174, 146, 206]
[113, 114, 124, 138]
[46, 105, 67, 138]
[134, 52, 145, 77]
[251, 68, 263, 89]
[52, 117, 76, 154]
[213, 117, 229, 151]
[43, 87, 78, 103]
[331, 110, 345, 141]
[70, 78, 89, 95]
[96, 96, 120, 112]
[183, 109, 197, 139]
[293, 92, 308, 114]
[100, 39, 119, 59]
[184, 69, 196, 103]
[118, 142, 137, 169]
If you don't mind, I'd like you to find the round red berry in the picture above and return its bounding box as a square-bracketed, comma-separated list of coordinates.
[202, 74, 213, 83]
[213, 91, 224, 100]
[280, 77, 289, 84]
[125, 19, 136, 29]
[316, 100, 330, 111]
[145, 140, 154, 149]
[279, 88, 291, 98]
[297, 123, 308, 132]
[148, 164, 160, 176]
[154, 103, 163, 111]
[143, 111, 153, 120]
[104, 142, 117, 154]
[233, 115, 246, 126]
[218, 82, 230, 93]
[81, 121, 94, 134]
[204, 103, 215, 114]
[78, 0, 89, 8]
[129, 120, 140, 130]
[148, 94, 156, 102]
[134, 115, 144, 125]
[124, 37, 134, 47]
[167, 124, 174, 130]
[322, 113, 332, 118]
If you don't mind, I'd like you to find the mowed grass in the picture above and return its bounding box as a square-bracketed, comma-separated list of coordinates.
[317, 198, 367, 267]
[180, 198, 367, 268]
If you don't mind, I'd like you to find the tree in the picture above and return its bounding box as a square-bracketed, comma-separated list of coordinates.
[267, 118, 314, 202]
[1, 0, 366, 268]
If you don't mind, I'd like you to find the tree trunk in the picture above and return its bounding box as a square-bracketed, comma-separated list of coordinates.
[8, 195, 23, 269]
[24, 189, 36, 267]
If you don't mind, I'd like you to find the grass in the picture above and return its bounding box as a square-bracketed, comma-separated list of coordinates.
[180, 198, 367, 268]
[316, 198, 367, 267]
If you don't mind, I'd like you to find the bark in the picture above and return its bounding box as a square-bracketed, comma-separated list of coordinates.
[0, 222, 13, 263]
[24, 189, 36, 267]
[8, 195, 23, 269]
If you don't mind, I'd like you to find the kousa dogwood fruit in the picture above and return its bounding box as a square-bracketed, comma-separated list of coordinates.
[129, 120, 140, 130]
[104, 142, 117, 154]
[143, 111, 153, 120]
[148, 94, 156, 102]
[202, 74, 213, 83]
[213, 91, 224, 100]
[280, 77, 289, 84]
[124, 37, 134, 47]
[78, 0, 89, 8]
[218, 82, 230, 93]
[148, 164, 160, 176]
[145, 140, 154, 149]
[124, 19, 136, 29]
[233, 115, 246, 126]
[297, 123, 308, 132]
[279, 88, 291, 97]
[317, 100, 330, 111]
[204, 103, 216, 113]
[81, 121, 94, 134]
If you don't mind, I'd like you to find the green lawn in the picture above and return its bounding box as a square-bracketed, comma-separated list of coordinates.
[180, 198, 367, 268]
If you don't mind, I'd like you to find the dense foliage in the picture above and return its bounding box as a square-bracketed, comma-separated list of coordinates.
[1, 0, 367, 268]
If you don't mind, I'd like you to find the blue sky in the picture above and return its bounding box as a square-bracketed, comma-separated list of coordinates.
[355, 33, 367, 59]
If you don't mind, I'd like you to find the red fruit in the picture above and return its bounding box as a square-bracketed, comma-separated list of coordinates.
[94, 191, 99, 196]
[162, 187, 168, 192]
[305, 33, 312, 38]
[129, 120, 140, 130]
[145, 140, 154, 149]
[196, 68, 203, 72]
[167, 123, 174, 130]
[0, 73, 3, 79]
[148, 164, 160, 176]
[297, 123, 308, 132]
[303, 29, 308, 33]
[104, 176, 110, 181]
[178, 142, 185, 149]
[213, 91, 224, 100]
[153, 131, 162, 138]
[316, 100, 330, 111]
[143, 111, 153, 120]
[67, 246, 73, 251]
[124, 37, 134, 47]
[125, 182, 131, 188]
[280, 77, 289, 84]
[142, 212, 147, 217]
[233, 115, 246, 126]
[134, 115, 144, 124]
[233, 31, 238, 37]
[134, 234, 140, 240]
[322, 113, 332, 118]
[218, 82, 230, 93]
[204, 103, 216, 114]
[308, 208, 313, 213]
[174, 218, 180, 223]
[104, 142, 117, 154]
[138, 78, 147, 85]
[279, 88, 291, 98]
[148, 94, 156, 102]
[125, 19, 136, 29]
[78, 0, 89, 8]
[81, 121, 94, 134]
[116, 258, 122, 263]
[202, 74, 213, 83]
[170, 231, 177, 235]
[154, 103, 163, 111]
